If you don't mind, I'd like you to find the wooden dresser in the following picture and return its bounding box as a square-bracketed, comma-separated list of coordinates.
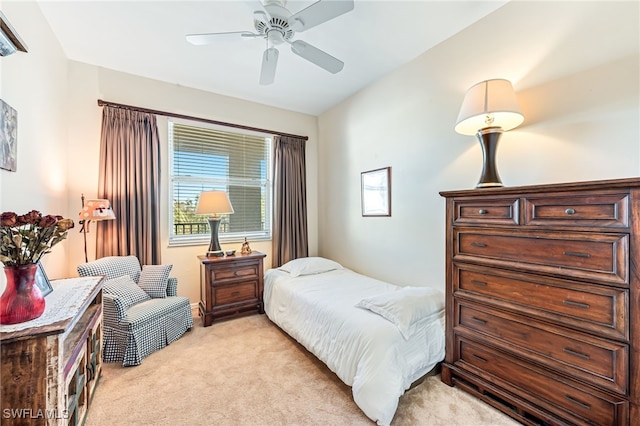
[198, 251, 266, 326]
[440, 178, 639, 426]
[0, 276, 103, 426]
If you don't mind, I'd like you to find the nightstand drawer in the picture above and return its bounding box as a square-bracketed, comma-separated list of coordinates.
[456, 338, 628, 425]
[457, 302, 629, 394]
[211, 262, 259, 283]
[454, 229, 628, 286]
[214, 281, 258, 305]
[524, 193, 629, 228]
[452, 198, 520, 225]
[454, 265, 629, 340]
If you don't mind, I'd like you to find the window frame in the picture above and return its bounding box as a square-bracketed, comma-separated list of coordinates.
[168, 119, 273, 247]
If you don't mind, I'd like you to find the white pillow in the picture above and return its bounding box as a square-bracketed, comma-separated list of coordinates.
[278, 257, 343, 277]
[356, 286, 444, 339]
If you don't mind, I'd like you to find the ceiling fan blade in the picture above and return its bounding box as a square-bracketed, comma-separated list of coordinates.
[290, 40, 344, 74]
[252, 1, 271, 20]
[259, 47, 279, 85]
[288, 0, 354, 32]
[186, 31, 260, 45]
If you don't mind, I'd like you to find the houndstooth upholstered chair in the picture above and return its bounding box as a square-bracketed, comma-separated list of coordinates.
[77, 255, 193, 366]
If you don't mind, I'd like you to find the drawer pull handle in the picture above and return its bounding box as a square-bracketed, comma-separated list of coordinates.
[565, 208, 576, 215]
[231, 291, 240, 297]
[478, 209, 488, 215]
[471, 354, 487, 363]
[563, 251, 590, 258]
[563, 299, 590, 309]
[470, 242, 487, 248]
[565, 395, 591, 410]
[470, 317, 487, 325]
[470, 280, 487, 286]
[564, 348, 590, 360]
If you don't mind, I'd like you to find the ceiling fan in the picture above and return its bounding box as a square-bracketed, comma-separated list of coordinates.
[186, 0, 354, 85]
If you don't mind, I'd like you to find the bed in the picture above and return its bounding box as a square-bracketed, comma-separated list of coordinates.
[264, 257, 445, 425]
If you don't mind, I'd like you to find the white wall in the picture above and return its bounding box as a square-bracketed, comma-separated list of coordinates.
[0, 1, 70, 283]
[317, 1, 640, 290]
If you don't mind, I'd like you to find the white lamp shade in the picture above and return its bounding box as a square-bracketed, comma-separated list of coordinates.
[455, 79, 524, 136]
[196, 191, 234, 216]
[79, 199, 116, 221]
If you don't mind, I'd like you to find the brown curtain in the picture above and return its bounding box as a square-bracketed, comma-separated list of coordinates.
[96, 106, 161, 265]
[272, 135, 308, 267]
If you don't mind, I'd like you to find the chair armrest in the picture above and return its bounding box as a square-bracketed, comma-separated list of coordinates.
[166, 277, 178, 297]
[102, 293, 126, 324]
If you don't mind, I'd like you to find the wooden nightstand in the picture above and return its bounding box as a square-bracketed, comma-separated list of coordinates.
[198, 251, 266, 326]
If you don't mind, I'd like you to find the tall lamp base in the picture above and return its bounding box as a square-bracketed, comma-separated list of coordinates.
[476, 127, 504, 188]
[206, 217, 224, 257]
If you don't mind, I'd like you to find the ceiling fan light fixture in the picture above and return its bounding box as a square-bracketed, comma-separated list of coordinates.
[267, 30, 285, 45]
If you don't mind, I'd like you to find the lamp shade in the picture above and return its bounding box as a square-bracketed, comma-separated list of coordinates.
[196, 191, 234, 216]
[79, 199, 115, 221]
[455, 79, 524, 136]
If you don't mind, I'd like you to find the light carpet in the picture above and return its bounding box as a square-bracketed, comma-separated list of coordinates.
[85, 314, 520, 425]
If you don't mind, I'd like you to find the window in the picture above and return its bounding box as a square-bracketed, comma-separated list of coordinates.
[169, 121, 272, 246]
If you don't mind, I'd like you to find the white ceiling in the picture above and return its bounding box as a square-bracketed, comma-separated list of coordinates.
[37, 0, 509, 115]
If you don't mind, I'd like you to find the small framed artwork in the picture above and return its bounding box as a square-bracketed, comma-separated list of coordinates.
[361, 167, 391, 217]
[35, 262, 53, 297]
[0, 98, 17, 172]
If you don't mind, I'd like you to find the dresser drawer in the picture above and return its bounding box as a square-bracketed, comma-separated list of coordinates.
[452, 198, 520, 226]
[210, 261, 260, 283]
[454, 265, 629, 340]
[456, 302, 628, 394]
[214, 281, 258, 305]
[456, 338, 628, 425]
[454, 229, 628, 286]
[524, 193, 629, 228]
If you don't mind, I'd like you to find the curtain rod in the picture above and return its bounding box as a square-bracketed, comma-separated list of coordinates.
[97, 99, 308, 141]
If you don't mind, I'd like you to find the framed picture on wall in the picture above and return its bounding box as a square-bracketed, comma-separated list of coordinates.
[361, 167, 391, 217]
[0, 98, 17, 172]
[35, 262, 53, 297]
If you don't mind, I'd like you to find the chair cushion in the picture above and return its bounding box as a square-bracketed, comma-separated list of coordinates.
[138, 264, 172, 298]
[122, 296, 191, 329]
[103, 275, 151, 310]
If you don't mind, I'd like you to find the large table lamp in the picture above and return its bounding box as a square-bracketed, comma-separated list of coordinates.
[196, 191, 234, 256]
[455, 79, 524, 188]
[79, 195, 116, 262]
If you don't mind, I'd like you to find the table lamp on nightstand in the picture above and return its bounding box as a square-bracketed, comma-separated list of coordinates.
[196, 191, 234, 257]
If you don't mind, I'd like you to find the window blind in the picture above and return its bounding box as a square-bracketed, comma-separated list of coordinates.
[170, 122, 272, 244]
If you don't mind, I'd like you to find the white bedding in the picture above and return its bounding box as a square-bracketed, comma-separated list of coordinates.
[264, 267, 445, 425]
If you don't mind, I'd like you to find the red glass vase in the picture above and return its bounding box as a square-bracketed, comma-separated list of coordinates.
[0, 264, 46, 325]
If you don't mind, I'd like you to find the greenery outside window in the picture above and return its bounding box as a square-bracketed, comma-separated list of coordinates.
[169, 121, 272, 246]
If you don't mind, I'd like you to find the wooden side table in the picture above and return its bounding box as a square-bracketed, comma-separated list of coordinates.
[198, 251, 266, 326]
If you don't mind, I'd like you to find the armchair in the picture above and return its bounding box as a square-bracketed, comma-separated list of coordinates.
[77, 256, 193, 366]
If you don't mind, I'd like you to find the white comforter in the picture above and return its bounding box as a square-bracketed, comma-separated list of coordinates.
[264, 268, 445, 425]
